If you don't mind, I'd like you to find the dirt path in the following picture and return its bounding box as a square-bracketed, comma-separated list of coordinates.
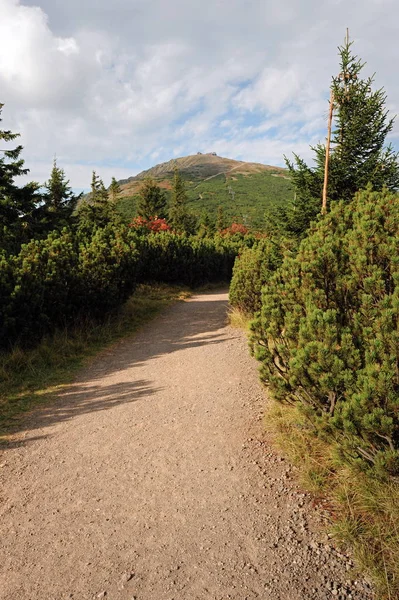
[0, 291, 373, 600]
[192, 164, 241, 188]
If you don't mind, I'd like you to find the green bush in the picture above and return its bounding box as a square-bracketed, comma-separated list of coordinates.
[0, 227, 240, 349]
[0, 251, 16, 343]
[7, 231, 79, 343]
[229, 238, 284, 315]
[77, 224, 139, 317]
[1, 225, 140, 348]
[132, 231, 237, 286]
[250, 188, 399, 477]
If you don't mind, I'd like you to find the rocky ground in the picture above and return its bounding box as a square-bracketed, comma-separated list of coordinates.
[0, 290, 374, 600]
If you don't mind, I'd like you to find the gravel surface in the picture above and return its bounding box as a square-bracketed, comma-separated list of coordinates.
[0, 290, 374, 600]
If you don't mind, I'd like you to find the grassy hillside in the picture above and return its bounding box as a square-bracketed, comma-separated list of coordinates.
[186, 170, 292, 228]
[116, 154, 293, 229]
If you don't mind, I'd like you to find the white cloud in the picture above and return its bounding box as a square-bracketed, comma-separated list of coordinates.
[57, 38, 79, 57]
[234, 68, 301, 114]
[0, 0, 92, 107]
[26, 161, 137, 190]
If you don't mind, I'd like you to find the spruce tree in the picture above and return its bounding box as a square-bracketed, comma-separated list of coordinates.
[90, 171, 109, 205]
[216, 205, 225, 232]
[43, 159, 80, 230]
[137, 176, 167, 219]
[0, 103, 40, 252]
[109, 177, 121, 203]
[282, 37, 399, 236]
[169, 167, 194, 234]
[77, 171, 118, 234]
[198, 209, 213, 238]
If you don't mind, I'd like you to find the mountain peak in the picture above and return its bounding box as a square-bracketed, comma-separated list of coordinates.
[118, 154, 284, 189]
[115, 154, 291, 230]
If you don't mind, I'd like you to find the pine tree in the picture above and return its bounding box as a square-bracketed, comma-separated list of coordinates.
[216, 205, 225, 232]
[0, 103, 41, 252]
[282, 37, 399, 237]
[43, 159, 80, 230]
[250, 186, 399, 476]
[77, 171, 118, 234]
[169, 167, 194, 234]
[137, 177, 167, 219]
[90, 171, 109, 205]
[197, 209, 214, 238]
[109, 177, 121, 203]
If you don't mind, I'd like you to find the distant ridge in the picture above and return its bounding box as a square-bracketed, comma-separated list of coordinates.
[118, 154, 286, 190]
[116, 154, 292, 229]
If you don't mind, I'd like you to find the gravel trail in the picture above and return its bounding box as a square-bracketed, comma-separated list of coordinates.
[0, 290, 373, 600]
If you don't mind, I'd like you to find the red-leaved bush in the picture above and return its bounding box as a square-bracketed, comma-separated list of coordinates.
[220, 222, 249, 236]
[129, 216, 171, 233]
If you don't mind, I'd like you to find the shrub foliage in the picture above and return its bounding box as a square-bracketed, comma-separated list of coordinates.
[250, 188, 399, 477]
[0, 227, 239, 349]
[229, 238, 284, 315]
[0, 225, 140, 346]
[134, 231, 237, 287]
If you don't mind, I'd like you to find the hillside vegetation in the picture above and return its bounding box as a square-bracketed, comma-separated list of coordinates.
[116, 154, 292, 229]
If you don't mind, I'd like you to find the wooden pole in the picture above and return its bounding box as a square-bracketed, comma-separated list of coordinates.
[322, 30, 349, 216]
[322, 89, 334, 216]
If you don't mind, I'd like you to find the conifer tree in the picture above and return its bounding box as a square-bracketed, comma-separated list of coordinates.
[250, 186, 399, 476]
[216, 205, 225, 232]
[198, 209, 214, 238]
[43, 159, 80, 230]
[77, 171, 118, 234]
[109, 177, 121, 203]
[282, 37, 399, 236]
[169, 167, 194, 234]
[137, 176, 167, 219]
[90, 171, 109, 205]
[0, 103, 41, 251]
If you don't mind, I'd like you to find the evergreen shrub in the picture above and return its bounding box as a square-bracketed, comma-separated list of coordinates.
[229, 238, 284, 315]
[0, 228, 240, 349]
[77, 224, 139, 317]
[250, 188, 399, 477]
[133, 231, 237, 286]
[5, 231, 79, 344]
[1, 225, 140, 348]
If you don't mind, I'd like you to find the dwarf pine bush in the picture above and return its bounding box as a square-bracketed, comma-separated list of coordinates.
[250, 188, 399, 477]
[77, 224, 139, 317]
[0, 227, 240, 349]
[0, 225, 140, 348]
[229, 238, 285, 316]
[133, 231, 237, 286]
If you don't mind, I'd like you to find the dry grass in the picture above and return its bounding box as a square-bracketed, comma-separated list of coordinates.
[266, 401, 399, 600]
[228, 306, 252, 330]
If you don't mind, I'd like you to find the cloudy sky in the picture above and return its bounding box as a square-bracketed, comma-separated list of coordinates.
[1, 0, 398, 190]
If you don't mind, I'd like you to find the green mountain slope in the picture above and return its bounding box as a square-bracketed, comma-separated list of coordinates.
[117, 154, 292, 229]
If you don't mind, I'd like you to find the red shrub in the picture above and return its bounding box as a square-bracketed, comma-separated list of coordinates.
[220, 222, 249, 236]
[129, 216, 171, 233]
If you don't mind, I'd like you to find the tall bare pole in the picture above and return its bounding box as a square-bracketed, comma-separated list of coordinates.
[322, 89, 334, 215]
[321, 28, 350, 215]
